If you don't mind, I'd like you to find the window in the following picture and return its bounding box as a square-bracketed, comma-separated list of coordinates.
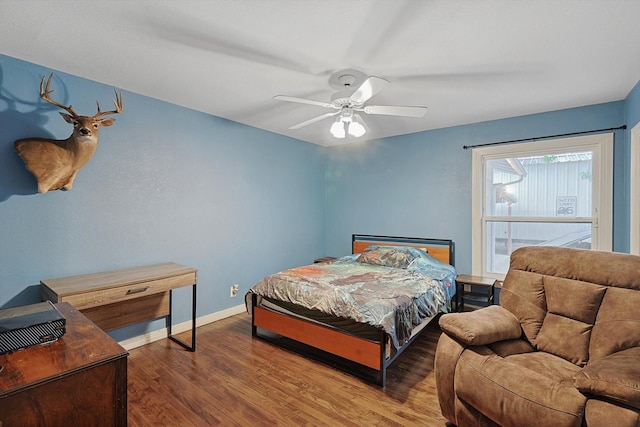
[472, 133, 613, 278]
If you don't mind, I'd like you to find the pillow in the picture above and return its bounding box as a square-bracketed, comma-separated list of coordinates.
[356, 245, 424, 269]
[408, 253, 456, 276]
[573, 347, 640, 409]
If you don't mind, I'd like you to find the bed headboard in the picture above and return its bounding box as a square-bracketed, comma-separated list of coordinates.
[352, 234, 455, 266]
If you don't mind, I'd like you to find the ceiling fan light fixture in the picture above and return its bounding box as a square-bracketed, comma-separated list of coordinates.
[330, 118, 346, 138]
[330, 113, 366, 139]
[348, 119, 366, 137]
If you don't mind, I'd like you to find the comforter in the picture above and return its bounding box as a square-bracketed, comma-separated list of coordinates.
[246, 246, 456, 348]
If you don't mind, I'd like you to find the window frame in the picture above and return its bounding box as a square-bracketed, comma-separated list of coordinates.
[631, 123, 640, 255]
[471, 133, 613, 279]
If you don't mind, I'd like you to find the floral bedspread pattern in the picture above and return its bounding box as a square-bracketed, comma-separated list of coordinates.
[247, 248, 456, 348]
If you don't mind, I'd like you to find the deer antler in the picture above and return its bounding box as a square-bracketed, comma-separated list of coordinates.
[39, 73, 79, 117]
[40, 72, 123, 119]
[94, 89, 124, 119]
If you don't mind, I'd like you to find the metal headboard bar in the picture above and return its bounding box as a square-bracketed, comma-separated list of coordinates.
[352, 234, 455, 266]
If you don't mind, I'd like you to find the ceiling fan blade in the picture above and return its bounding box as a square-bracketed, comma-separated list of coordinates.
[349, 76, 389, 104]
[363, 105, 427, 118]
[132, 5, 319, 74]
[289, 111, 340, 130]
[274, 95, 335, 109]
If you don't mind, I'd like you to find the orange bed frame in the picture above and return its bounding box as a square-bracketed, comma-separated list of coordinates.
[251, 234, 455, 386]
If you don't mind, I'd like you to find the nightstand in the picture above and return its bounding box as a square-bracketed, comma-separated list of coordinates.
[455, 274, 496, 311]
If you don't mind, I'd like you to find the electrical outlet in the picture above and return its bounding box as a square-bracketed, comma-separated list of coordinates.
[230, 284, 239, 297]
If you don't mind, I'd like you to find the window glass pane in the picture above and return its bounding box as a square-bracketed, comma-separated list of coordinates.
[485, 152, 593, 218]
[485, 221, 592, 274]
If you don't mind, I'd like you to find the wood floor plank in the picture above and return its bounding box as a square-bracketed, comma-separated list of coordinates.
[127, 313, 452, 426]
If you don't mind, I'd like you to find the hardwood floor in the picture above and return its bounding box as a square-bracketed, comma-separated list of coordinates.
[127, 313, 452, 426]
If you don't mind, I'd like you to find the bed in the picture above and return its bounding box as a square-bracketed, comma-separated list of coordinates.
[245, 234, 456, 386]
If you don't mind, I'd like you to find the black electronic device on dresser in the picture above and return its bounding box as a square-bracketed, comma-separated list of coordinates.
[0, 301, 66, 355]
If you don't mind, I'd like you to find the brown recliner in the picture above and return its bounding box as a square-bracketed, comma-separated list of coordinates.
[435, 246, 640, 427]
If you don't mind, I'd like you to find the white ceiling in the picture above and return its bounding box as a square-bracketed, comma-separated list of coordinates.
[2, 0, 640, 146]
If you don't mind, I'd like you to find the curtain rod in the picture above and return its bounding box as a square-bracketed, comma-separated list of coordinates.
[462, 125, 627, 150]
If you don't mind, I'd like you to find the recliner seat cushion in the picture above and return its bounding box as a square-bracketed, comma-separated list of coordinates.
[455, 347, 586, 427]
[573, 347, 640, 408]
[504, 351, 581, 384]
[584, 399, 640, 427]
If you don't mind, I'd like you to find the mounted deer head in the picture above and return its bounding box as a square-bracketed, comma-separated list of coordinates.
[14, 73, 123, 193]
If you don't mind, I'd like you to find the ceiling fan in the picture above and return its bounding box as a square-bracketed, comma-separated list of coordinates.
[274, 69, 427, 138]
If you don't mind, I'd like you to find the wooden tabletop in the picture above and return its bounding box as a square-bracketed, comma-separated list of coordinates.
[40, 262, 197, 295]
[455, 274, 497, 287]
[0, 302, 128, 395]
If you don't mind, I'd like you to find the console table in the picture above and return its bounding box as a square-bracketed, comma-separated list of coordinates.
[40, 262, 197, 351]
[0, 303, 128, 426]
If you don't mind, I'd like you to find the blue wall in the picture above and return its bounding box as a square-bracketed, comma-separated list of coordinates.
[1, 53, 637, 341]
[626, 80, 640, 131]
[324, 101, 631, 274]
[0, 55, 326, 340]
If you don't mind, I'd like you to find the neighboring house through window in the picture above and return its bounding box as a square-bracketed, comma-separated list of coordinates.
[472, 133, 613, 278]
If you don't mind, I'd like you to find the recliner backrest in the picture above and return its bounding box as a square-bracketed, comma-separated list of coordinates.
[500, 246, 640, 366]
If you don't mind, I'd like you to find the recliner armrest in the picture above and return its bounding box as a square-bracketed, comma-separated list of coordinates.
[439, 305, 522, 346]
[573, 347, 640, 410]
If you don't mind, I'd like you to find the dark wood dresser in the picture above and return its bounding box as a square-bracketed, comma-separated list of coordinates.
[0, 302, 128, 426]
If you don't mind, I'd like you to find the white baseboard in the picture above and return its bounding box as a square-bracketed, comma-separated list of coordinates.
[118, 303, 247, 351]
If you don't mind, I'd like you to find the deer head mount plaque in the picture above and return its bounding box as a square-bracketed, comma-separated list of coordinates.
[14, 73, 123, 193]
